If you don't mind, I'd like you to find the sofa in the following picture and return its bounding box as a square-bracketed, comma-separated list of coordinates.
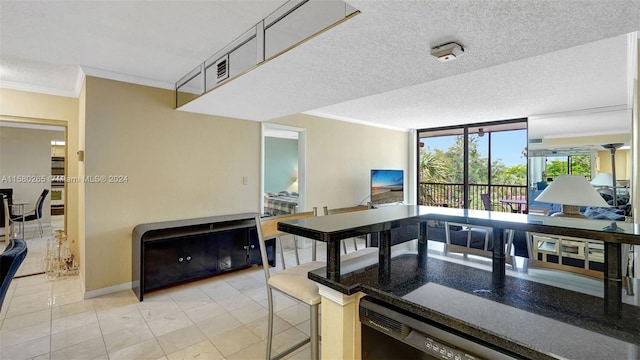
[0, 238, 28, 311]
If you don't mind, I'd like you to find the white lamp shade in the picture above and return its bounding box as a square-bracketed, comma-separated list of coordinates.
[535, 174, 609, 207]
[590, 173, 614, 187]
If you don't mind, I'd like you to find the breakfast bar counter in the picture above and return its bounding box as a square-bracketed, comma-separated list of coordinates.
[277, 205, 640, 359]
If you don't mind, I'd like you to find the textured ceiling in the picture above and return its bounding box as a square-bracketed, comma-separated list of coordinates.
[1, 0, 639, 133]
[0, 1, 285, 95]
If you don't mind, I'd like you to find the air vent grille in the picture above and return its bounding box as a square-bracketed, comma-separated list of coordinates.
[529, 138, 543, 144]
[215, 55, 229, 83]
[360, 307, 407, 336]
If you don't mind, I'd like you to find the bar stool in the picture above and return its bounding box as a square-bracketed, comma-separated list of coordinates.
[255, 212, 323, 360]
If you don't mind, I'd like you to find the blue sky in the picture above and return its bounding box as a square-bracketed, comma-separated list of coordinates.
[421, 130, 527, 167]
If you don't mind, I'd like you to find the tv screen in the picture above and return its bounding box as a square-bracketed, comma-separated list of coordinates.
[371, 169, 404, 205]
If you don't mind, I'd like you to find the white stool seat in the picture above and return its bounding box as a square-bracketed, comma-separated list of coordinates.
[268, 261, 324, 306]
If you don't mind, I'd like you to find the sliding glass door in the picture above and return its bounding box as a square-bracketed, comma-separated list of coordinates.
[418, 119, 527, 211]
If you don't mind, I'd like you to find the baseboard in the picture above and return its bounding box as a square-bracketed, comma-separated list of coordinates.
[83, 281, 132, 299]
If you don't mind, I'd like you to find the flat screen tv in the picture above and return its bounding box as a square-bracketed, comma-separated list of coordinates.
[370, 169, 404, 205]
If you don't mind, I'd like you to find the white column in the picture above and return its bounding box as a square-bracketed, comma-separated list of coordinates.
[630, 33, 639, 277]
[317, 284, 365, 360]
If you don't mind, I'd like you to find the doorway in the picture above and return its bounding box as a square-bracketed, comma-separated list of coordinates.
[0, 118, 67, 277]
[261, 123, 306, 215]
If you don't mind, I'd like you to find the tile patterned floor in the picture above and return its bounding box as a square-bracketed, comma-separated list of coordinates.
[12, 215, 64, 278]
[1, 235, 333, 360]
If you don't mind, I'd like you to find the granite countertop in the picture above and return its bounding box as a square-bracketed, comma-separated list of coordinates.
[309, 252, 640, 360]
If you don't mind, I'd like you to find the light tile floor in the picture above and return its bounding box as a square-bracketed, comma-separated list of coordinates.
[11, 215, 64, 278]
[1, 234, 335, 360]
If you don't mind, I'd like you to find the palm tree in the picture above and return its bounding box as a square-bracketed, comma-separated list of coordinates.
[419, 150, 447, 182]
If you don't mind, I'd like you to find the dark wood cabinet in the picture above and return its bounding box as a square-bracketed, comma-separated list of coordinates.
[133, 213, 273, 301]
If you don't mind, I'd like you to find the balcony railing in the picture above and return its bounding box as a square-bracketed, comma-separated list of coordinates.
[419, 182, 528, 212]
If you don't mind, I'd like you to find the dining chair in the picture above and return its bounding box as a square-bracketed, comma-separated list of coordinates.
[11, 189, 49, 239]
[1, 197, 14, 242]
[268, 208, 317, 269]
[480, 193, 493, 210]
[255, 214, 323, 360]
[322, 205, 368, 253]
[0, 189, 15, 217]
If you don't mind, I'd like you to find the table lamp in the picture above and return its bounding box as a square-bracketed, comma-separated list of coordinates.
[590, 172, 613, 187]
[534, 174, 608, 218]
[590, 172, 614, 197]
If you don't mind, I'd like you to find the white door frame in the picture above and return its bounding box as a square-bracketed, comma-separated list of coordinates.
[261, 123, 307, 213]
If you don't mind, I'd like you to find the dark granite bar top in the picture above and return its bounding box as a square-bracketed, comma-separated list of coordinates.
[280, 205, 640, 358]
[279, 205, 640, 245]
[310, 253, 640, 360]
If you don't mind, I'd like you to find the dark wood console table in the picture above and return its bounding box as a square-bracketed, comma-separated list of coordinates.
[132, 213, 274, 301]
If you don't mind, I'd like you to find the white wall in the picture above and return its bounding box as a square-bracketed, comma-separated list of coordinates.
[268, 114, 410, 210]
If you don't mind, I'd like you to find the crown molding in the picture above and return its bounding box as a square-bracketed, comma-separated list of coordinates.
[81, 66, 174, 91]
[0, 80, 79, 98]
[1, 66, 175, 98]
[528, 104, 630, 120]
[303, 110, 411, 132]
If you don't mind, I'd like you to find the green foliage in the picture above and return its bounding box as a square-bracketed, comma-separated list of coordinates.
[419, 135, 527, 185]
[419, 149, 448, 182]
[545, 155, 591, 179]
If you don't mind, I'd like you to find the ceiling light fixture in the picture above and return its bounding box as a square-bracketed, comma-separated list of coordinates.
[430, 42, 464, 62]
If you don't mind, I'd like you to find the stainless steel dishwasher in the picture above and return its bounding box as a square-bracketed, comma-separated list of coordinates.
[360, 296, 519, 360]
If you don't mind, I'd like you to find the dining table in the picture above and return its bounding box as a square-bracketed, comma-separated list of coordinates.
[499, 198, 527, 213]
[278, 204, 640, 315]
[12, 200, 28, 239]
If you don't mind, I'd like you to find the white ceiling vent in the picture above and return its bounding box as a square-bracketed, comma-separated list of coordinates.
[175, 0, 360, 108]
[215, 55, 229, 83]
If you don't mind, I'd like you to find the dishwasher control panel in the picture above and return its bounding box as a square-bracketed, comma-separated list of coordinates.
[405, 331, 478, 360]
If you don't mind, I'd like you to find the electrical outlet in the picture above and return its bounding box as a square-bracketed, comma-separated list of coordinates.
[242, 176, 248, 185]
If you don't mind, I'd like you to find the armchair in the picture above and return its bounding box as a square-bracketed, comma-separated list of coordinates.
[0, 238, 28, 311]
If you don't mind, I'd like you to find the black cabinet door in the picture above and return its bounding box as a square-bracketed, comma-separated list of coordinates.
[217, 228, 250, 271]
[143, 238, 185, 292]
[247, 228, 276, 267]
[247, 228, 261, 265]
[182, 233, 218, 279]
[144, 233, 217, 291]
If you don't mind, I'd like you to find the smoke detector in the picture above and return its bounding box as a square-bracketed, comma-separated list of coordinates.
[430, 42, 464, 62]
